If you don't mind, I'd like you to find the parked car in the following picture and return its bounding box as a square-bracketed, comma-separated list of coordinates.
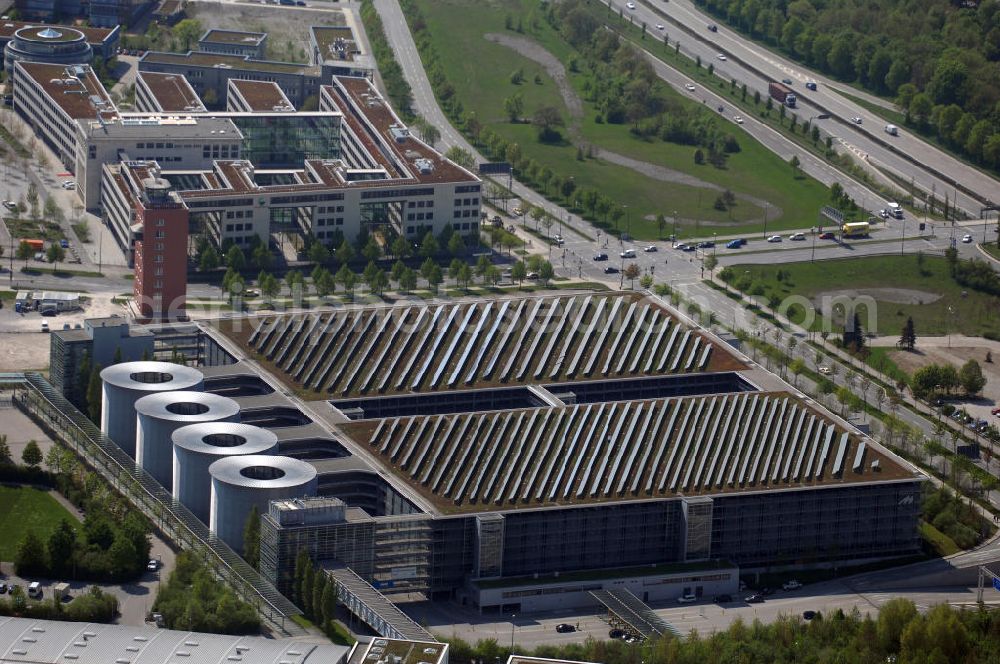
[677, 593, 697, 604]
[782, 580, 802, 591]
[805, 82, 817, 91]
[697, 241, 715, 248]
[593, 252, 609, 261]
[962, 234, 973, 243]
[526, 272, 540, 280]
[674, 243, 689, 251]
[609, 628, 625, 639]
[767, 235, 782, 242]
[643, 245, 658, 252]
[0, 583, 7, 594]
[656, 24, 665, 30]
[626, 1, 635, 8]
[620, 249, 636, 258]
[818, 366, 831, 375]
[802, 610, 818, 620]
[555, 623, 576, 633]
[819, 231, 835, 239]
[782, 78, 793, 85]
[60, 239, 69, 248]
[726, 239, 744, 249]
[604, 266, 619, 274]
[61, 180, 75, 190]
[789, 232, 806, 241]
[147, 559, 159, 571]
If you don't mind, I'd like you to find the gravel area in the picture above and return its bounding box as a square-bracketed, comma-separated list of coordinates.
[816, 288, 943, 306]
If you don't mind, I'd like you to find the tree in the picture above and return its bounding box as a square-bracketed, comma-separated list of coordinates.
[335, 264, 356, 298]
[252, 243, 272, 271]
[448, 233, 465, 257]
[899, 316, 916, 350]
[0, 434, 11, 465]
[538, 261, 554, 284]
[475, 255, 492, 284]
[703, 254, 718, 278]
[22, 439, 42, 467]
[172, 18, 203, 51]
[243, 506, 261, 570]
[47, 519, 77, 576]
[511, 260, 527, 285]
[790, 357, 806, 385]
[308, 241, 330, 265]
[87, 364, 103, 423]
[624, 263, 641, 288]
[226, 245, 245, 271]
[503, 93, 523, 122]
[336, 240, 354, 265]
[532, 106, 564, 142]
[399, 267, 417, 293]
[46, 243, 65, 273]
[842, 313, 865, 353]
[959, 359, 986, 396]
[878, 598, 918, 653]
[293, 549, 310, 608]
[420, 231, 439, 259]
[199, 245, 220, 272]
[320, 577, 336, 627]
[15, 531, 47, 577]
[426, 264, 443, 293]
[16, 241, 33, 268]
[788, 154, 801, 177]
[362, 237, 381, 263]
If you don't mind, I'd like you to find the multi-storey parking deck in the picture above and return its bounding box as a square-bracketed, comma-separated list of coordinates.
[340, 391, 909, 514]
[226, 293, 745, 398]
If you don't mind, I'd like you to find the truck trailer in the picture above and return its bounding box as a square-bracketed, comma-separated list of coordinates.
[768, 82, 797, 108]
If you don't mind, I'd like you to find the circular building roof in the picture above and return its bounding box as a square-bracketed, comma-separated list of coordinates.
[135, 390, 241, 424]
[172, 422, 278, 457]
[208, 455, 317, 489]
[101, 361, 204, 392]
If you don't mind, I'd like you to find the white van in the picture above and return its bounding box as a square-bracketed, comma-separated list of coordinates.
[887, 202, 903, 219]
[884, 124, 899, 136]
[27, 582, 42, 598]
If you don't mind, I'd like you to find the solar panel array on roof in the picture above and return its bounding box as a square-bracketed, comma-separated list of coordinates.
[238, 294, 734, 397]
[345, 392, 880, 512]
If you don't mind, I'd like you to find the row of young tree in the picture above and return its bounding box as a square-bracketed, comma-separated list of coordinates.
[291, 550, 342, 641]
[447, 598, 1000, 664]
[694, 0, 1000, 170]
[152, 551, 260, 635]
[0, 585, 119, 623]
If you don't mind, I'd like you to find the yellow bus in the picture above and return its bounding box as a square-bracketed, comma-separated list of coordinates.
[841, 222, 870, 238]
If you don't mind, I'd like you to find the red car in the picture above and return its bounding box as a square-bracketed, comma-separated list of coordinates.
[819, 232, 835, 239]
[992, 406, 1000, 416]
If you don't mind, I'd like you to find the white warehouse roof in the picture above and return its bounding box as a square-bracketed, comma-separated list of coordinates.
[0, 617, 351, 664]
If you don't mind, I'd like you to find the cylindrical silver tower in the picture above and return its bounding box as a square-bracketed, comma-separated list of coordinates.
[209, 455, 318, 553]
[135, 391, 240, 491]
[172, 422, 278, 525]
[100, 361, 204, 457]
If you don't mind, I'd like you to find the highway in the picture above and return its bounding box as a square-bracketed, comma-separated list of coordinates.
[618, 0, 1000, 215]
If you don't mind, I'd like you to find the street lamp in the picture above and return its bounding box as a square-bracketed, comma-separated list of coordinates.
[510, 615, 516, 651]
[712, 232, 717, 255]
[672, 210, 678, 245]
[762, 202, 769, 240]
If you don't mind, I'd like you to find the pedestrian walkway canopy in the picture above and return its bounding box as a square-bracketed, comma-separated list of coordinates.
[590, 589, 678, 640]
[327, 566, 434, 642]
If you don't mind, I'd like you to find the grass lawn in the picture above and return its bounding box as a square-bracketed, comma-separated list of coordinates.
[3, 218, 66, 241]
[981, 242, 1000, 262]
[866, 345, 911, 385]
[731, 255, 1000, 338]
[411, 0, 833, 239]
[0, 485, 81, 561]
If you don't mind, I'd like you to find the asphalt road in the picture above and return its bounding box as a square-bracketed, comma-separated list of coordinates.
[619, 0, 1000, 216]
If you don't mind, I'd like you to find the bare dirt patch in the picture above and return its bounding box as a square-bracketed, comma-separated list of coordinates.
[815, 288, 943, 307]
[191, 2, 349, 63]
[889, 346, 999, 420]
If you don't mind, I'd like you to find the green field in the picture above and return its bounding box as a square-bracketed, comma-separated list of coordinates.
[731, 255, 1000, 338]
[0, 485, 81, 561]
[410, 0, 832, 239]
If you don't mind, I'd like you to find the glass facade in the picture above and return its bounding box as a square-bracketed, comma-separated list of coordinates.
[230, 114, 341, 168]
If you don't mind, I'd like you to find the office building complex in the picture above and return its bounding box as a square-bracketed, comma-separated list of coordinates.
[194, 291, 928, 612]
[1, 21, 119, 74]
[14, 0, 152, 27]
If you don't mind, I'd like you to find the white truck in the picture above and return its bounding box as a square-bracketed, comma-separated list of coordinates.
[884, 124, 899, 136]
